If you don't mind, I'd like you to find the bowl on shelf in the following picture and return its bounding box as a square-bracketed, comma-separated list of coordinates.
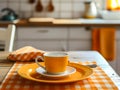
[100, 10, 120, 20]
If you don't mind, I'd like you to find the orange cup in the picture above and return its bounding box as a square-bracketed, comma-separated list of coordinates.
[35, 52, 68, 74]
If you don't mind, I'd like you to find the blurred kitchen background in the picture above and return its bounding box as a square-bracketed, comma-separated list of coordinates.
[1, 0, 120, 76]
[0, 0, 105, 19]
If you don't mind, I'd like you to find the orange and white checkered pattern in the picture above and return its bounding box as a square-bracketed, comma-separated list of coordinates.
[0, 62, 118, 90]
[7, 46, 45, 61]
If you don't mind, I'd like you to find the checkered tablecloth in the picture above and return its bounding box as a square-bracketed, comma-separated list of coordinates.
[0, 61, 118, 90]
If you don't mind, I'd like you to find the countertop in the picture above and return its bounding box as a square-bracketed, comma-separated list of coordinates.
[1, 18, 120, 27]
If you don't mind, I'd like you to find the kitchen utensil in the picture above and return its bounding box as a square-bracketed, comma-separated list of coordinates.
[18, 62, 93, 83]
[86, 64, 97, 68]
[35, 52, 68, 74]
[0, 8, 18, 21]
[84, 1, 97, 19]
[35, 0, 43, 12]
[47, 0, 54, 12]
[36, 66, 76, 78]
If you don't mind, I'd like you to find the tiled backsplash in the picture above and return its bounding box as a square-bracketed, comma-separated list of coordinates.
[0, 0, 105, 19]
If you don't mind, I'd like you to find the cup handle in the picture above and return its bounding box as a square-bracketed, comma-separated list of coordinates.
[35, 56, 46, 70]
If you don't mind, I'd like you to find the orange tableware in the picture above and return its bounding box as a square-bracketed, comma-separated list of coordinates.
[17, 62, 93, 84]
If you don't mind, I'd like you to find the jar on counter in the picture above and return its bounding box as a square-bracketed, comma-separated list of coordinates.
[83, 1, 98, 19]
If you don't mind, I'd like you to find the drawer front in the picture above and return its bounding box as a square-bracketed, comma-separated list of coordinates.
[69, 27, 91, 40]
[17, 27, 68, 40]
[15, 40, 67, 51]
[68, 40, 91, 51]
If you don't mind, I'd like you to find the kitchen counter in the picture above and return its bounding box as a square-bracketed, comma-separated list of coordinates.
[1, 18, 120, 27]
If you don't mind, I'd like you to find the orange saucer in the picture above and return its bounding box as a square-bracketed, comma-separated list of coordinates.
[17, 62, 93, 84]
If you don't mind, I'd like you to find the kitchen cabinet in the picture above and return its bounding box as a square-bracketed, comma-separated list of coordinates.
[15, 27, 92, 51]
[17, 27, 68, 40]
[16, 40, 67, 51]
[15, 27, 68, 51]
[68, 27, 92, 50]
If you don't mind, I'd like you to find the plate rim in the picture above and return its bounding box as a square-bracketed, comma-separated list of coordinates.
[17, 62, 93, 84]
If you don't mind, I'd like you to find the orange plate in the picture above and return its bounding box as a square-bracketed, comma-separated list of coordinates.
[17, 62, 93, 84]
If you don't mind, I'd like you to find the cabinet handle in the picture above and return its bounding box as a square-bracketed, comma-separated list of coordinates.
[85, 27, 91, 31]
[37, 30, 49, 33]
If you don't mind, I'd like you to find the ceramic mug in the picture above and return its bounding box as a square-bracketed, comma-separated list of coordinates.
[35, 52, 69, 74]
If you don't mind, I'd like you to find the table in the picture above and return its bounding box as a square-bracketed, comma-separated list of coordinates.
[0, 51, 120, 89]
[68, 51, 120, 89]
